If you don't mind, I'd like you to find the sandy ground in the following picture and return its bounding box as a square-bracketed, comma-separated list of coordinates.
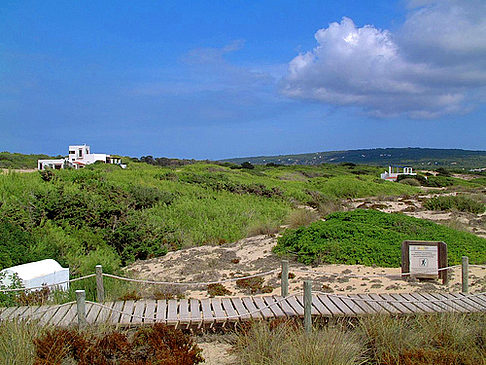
[126, 234, 486, 300]
[197, 340, 236, 365]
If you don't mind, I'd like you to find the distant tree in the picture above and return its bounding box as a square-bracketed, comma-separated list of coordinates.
[241, 162, 254, 170]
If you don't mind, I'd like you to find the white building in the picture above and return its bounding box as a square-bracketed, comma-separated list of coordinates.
[38, 144, 125, 170]
[0, 259, 70, 291]
[380, 165, 416, 181]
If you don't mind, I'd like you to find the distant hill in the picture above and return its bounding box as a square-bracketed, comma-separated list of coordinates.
[0, 152, 58, 169]
[222, 148, 486, 169]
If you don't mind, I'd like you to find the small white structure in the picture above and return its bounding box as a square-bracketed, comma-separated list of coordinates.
[0, 259, 70, 291]
[381, 165, 416, 181]
[38, 144, 125, 170]
[37, 158, 67, 170]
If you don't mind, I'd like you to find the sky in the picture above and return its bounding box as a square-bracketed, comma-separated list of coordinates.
[1, 0, 485, 159]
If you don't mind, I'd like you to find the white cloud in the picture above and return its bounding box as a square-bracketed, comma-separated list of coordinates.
[281, 1, 486, 118]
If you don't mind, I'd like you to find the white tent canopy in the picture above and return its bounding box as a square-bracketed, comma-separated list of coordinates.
[0, 259, 70, 291]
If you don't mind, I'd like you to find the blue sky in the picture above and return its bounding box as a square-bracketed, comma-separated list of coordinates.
[1, 0, 485, 159]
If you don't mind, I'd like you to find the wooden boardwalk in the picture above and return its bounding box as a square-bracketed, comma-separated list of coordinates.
[1, 292, 486, 328]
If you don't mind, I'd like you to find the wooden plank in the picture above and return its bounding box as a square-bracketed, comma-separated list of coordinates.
[86, 303, 102, 324]
[242, 297, 262, 320]
[460, 293, 486, 310]
[97, 302, 115, 324]
[190, 299, 201, 325]
[405, 292, 441, 312]
[356, 294, 389, 314]
[36, 305, 59, 325]
[221, 298, 239, 321]
[131, 301, 146, 325]
[317, 293, 346, 316]
[253, 296, 274, 319]
[9, 306, 32, 320]
[413, 293, 456, 313]
[155, 300, 167, 323]
[201, 298, 215, 325]
[310, 294, 332, 316]
[285, 295, 304, 316]
[144, 300, 156, 323]
[51, 304, 72, 326]
[367, 294, 400, 314]
[327, 295, 358, 316]
[395, 293, 433, 313]
[178, 299, 190, 326]
[211, 298, 227, 323]
[263, 296, 286, 318]
[429, 293, 477, 312]
[378, 294, 413, 314]
[348, 294, 377, 315]
[272, 295, 297, 317]
[337, 295, 366, 315]
[231, 297, 250, 320]
[408, 293, 447, 313]
[348, 294, 376, 314]
[59, 304, 77, 327]
[109, 301, 125, 324]
[0, 306, 21, 320]
[167, 299, 178, 326]
[296, 295, 318, 316]
[120, 300, 135, 324]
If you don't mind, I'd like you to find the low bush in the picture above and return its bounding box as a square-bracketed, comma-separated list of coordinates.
[399, 178, 421, 186]
[33, 323, 203, 365]
[207, 283, 232, 297]
[423, 194, 485, 214]
[274, 209, 486, 266]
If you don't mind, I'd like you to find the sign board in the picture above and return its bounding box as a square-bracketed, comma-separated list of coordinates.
[401, 241, 447, 284]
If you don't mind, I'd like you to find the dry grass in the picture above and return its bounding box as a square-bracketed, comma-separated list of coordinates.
[235, 314, 486, 365]
[0, 319, 48, 365]
[234, 320, 364, 365]
[286, 209, 320, 229]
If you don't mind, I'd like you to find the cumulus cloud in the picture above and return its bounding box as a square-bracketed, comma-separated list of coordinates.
[281, 0, 486, 118]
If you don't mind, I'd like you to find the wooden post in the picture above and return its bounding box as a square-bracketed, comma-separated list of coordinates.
[281, 260, 289, 297]
[303, 280, 312, 334]
[462, 256, 469, 293]
[76, 290, 87, 329]
[96, 265, 104, 302]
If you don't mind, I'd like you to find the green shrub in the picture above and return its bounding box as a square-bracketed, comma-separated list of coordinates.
[399, 178, 421, 186]
[274, 209, 486, 266]
[423, 195, 485, 214]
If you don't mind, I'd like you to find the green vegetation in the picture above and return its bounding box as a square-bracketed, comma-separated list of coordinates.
[235, 314, 486, 365]
[274, 209, 486, 266]
[224, 147, 486, 169]
[0, 152, 61, 169]
[0, 162, 418, 278]
[424, 194, 485, 214]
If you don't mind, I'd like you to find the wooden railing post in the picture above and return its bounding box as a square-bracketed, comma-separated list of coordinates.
[281, 260, 289, 297]
[303, 280, 312, 334]
[96, 265, 104, 302]
[76, 290, 87, 329]
[462, 256, 469, 293]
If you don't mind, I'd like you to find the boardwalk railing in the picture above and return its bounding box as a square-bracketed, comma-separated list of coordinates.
[1, 258, 485, 297]
[1, 257, 485, 329]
